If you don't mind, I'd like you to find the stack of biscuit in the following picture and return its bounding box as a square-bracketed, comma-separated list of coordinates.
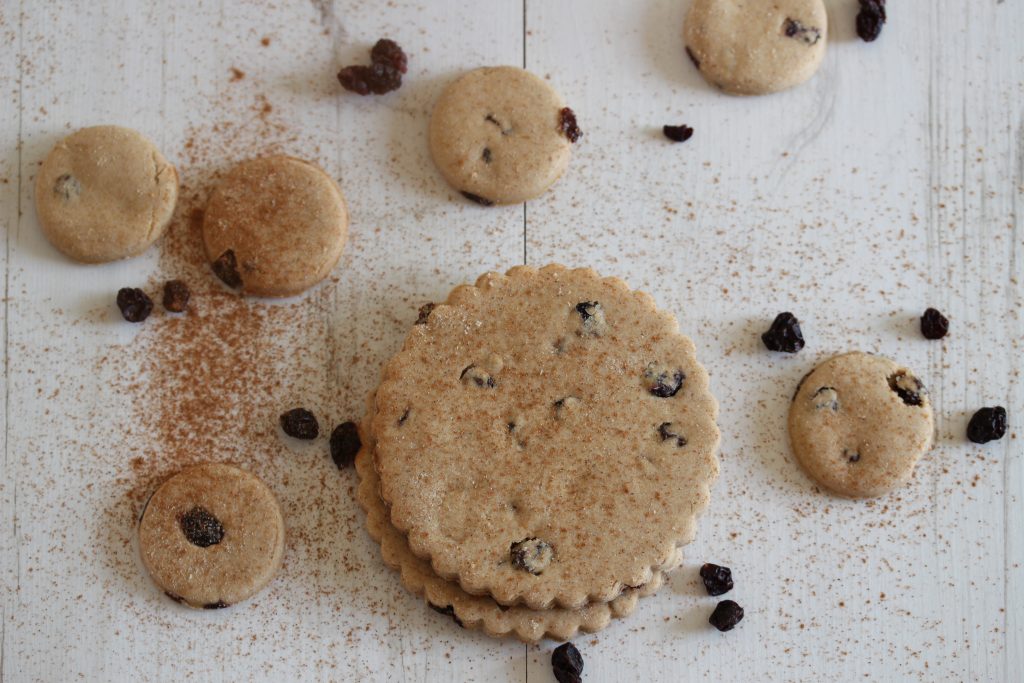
[356, 265, 721, 641]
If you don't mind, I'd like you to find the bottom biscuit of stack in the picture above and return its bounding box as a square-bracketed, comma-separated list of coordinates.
[354, 414, 682, 642]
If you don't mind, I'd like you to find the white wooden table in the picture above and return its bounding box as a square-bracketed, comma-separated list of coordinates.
[1, 1, 1021, 680]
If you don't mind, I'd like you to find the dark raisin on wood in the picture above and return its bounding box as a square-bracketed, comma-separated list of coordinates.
[559, 107, 582, 143]
[330, 421, 361, 469]
[510, 538, 553, 574]
[280, 408, 320, 439]
[212, 249, 243, 289]
[644, 363, 685, 398]
[203, 601, 229, 609]
[783, 18, 822, 45]
[338, 62, 402, 95]
[54, 173, 81, 200]
[482, 147, 493, 163]
[658, 422, 687, 447]
[460, 190, 494, 206]
[428, 603, 465, 628]
[551, 642, 584, 683]
[179, 506, 225, 548]
[663, 124, 694, 143]
[967, 406, 1007, 444]
[116, 287, 153, 323]
[370, 38, 408, 73]
[709, 599, 744, 631]
[699, 563, 734, 596]
[887, 371, 926, 407]
[761, 312, 805, 353]
[162, 279, 191, 313]
[920, 307, 949, 340]
[415, 302, 436, 324]
[856, 0, 886, 42]
[685, 46, 701, 69]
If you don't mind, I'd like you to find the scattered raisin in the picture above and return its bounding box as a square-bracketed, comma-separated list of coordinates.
[116, 287, 153, 323]
[644, 363, 685, 398]
[856, 0, 886, 42]
[370, 38, 408, 74]
[212, 249, 243, 289]
[699, 563, 733, 596]
[663, 124, 694, 143]
[162, 279, 191, 313]
[338, 62, 402, 95]
[967, 406, 1007, 444]
[811, 387, 839, 411]
[559, 107, 582, 143]
[761, 312, 805, 353]
[685, 46, 701, 69]
[887, 371, 926, 407]
[280, 408, 320, 439]
[709, 600, 744, 631]
[551, 642, 584, 683]
[510, 538, 553, 574]
[179, 506, 225, 548]
[658, 422, 687, 447]
[53, 173, 81, 200]
[415, 302, 436, 324]
[783, 18, 822, 45]
[920, 307, 949, 340]
[460, 190, 494, 206]
[460, 365, 495, 388]
[428, 603, 465, 628]
[330, 421, 361, 469]
[203, 601, 229, 609]
[575, 300, 607, 336]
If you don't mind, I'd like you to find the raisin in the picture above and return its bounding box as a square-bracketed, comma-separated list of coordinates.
[920, 307, 949, 340]
[415, 302, 436, 324]
[460, 190, 494, 206]
[856, 0, 886, 42]
[482, 147, 493, 163]
[162, 279, 191, 313]
[203, 601, 229, 609]
[559, 107, 582, 143]
[699, 563, 733, 596]
[54, 173, 81, 200]
[484, 113, 510, 134]
[575, 300, 607, 336]
[337, 65, 372, 95]
[709, 600, 744, 631]
[967, 406, 1007, 444]
[644, 363, 685, 398]
[330, 421, 361, 469]
[179, 506, 225, 548]
[370, 38, 408, 74]
[658, 422, 687, 447]
[280, 408, 320, 439]
[510, 538, 553, 574]
[337, 62, 402, 95]
[845, 449, 861, 463]
[887, 371, 926, 407]
[116, 287, 153, 323]
[212, 249, 243, 289]
[460, 365, 495, 388]
[551, 642, 584, 683]
[761, 312, 805, 353]
[685, 46, 701, 69]
[398, 408, 410, 425]
[663, 124, 694, 143]
[783, 18, 822, 45]
[811, 387, 839, 411]
[428, 603, 465, 628]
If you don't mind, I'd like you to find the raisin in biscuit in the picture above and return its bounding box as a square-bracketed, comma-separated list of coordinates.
[34, 125, 178, 263]
[788, 352, 935, 498]
[356, 402, 677, 642]
[202, 155, 348, 297]
[429, 66, 575, 205]
[138, 463, 285, 608]
[684, 0, 827, 95]
[372, 265, 720, 610]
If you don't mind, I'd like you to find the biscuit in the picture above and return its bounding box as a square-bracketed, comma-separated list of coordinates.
[429, 66, 575, 205]
[138, 463, 285, 609]
[202, 155, 348, 297]
[788, 352, 935, 498]
[34, 125, 178, 263]
[355, 407, 677, 642]
[684, 0, 827, 95]
[372, 265, 720, 609]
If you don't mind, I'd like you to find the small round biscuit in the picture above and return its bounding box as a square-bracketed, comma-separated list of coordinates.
[202, 155, 349, 297]
[429, 66, 576, 206]
[788, 352, 935, 498]
[684, 0, 828, 95]
[139, 463, 285, 609]
[34, 125, 178, 263]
